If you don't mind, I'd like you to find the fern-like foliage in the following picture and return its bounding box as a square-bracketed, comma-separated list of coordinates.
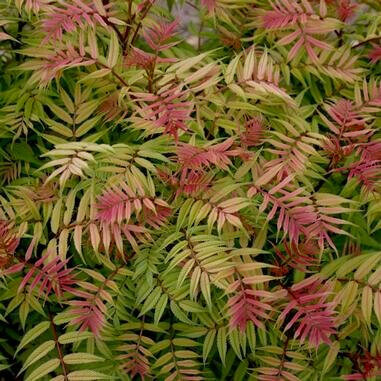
[276, 276, 337, 348]
[18, 252, 76, 300]
[261, 0, 340, 62]
[0, 0, 381, 379]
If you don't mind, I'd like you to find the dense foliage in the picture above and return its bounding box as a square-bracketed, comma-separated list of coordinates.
[0, 0, 381, 379]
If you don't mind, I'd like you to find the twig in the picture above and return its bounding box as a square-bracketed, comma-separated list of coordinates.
[197, 20, 204, 51]
[101, 15, 124, 43]
[122, 0, 135, 52]
[185, 0, 198, 10]
[129, 1, 155, 48]
[352, 36, 381, 48]
[48, 310, 68, 380]
[97, 62, 129, 88]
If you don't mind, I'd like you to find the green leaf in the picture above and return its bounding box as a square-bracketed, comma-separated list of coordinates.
[51, 198, 62, 233]
[19, 340, 55, 374]
[170, 301, 194, 324]
[200, 272, 212, 307]
[63, 353, 104, 364]
[107, 31, 119, 68]
[12, 142, 40, 164]
[234, 359, 248, 381]
[177, 199, 194, 230]
[67, 370, 112, 380]
[80, 69, 111, 82]
[217, 327, 227, 365]
[154, 294, 168, 324]
[25, 358, 60, 381]
[322, 341, 340, 374]
[203, 329, 216, 363]
[58, 331, 93, 344]
[15, 321, 50, 355]
[76, 116, 100, 138]
[179, 300, 205, 313]
[46, 103, 73, 124]
[229, 328, 242, 359]
[139, 286, 162, 316]
[19, 300, 30, 330]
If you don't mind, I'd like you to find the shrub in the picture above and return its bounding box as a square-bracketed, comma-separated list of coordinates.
[0, 0, 381, 379]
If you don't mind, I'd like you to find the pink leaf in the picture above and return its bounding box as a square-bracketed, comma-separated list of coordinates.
[278, 277, 337, 348]
[201, 0, 217, 14]
[369, 45, 381, 64]
[143, 20, 179, 51]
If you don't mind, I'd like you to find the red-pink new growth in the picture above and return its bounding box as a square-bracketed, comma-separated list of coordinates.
[369, 45, 381, 64]
[143, 20, 179, 51]
[337, 0, 358, 22]
[124, 47, 175, 70]
[240, 117, 266, 147]
[201, 0, 217, 14]
[274, 241, 320, 273]
[96, 181, 170, 253]
[177, 138, 240, 196]
[178, 138, 239, 171]
[262, 0, 335, 62]
[228, 285, 273, 331]
[70, 304, 105, 337]
[135, 87, 193, 140]
[42, 0, 111, 42]
[0, 221, 20, 267]
[278, 276, 336, 348]
[325, 100, 367, 137]
[39, 45, 95, 84]
[18, 252, 76, 300]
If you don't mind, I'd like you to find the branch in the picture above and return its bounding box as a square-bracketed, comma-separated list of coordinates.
[101, 15, 124, 44]
[352, 36, 381, 48]
[122, 0, 135, 51]
[277, 336, 291, 377]
[97, 62, 129, 87]
[49, 310, 68, 380]
[129, 1, 155, 49]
